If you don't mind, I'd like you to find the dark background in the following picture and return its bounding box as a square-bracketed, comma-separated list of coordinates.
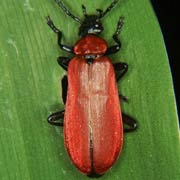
[150, 0, 179, 116]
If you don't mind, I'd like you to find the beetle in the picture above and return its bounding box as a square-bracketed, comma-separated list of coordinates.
[46, 0, 137, 177]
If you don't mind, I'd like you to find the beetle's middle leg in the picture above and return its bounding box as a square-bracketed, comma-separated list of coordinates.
[113, 62, 128, 81]
[114, 62, 128, 102]
[47, 76, 68, 126]
[62, 75, 68, 104]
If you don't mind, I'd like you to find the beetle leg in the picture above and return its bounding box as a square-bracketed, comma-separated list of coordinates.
[105, 42, 121, 55]
[46, 15, 74, 53]
[119, 94, 128, 102]
[47, 110, 64, 126]
[122, 113, 137, 132]
[57, 56, 71, 71]
[47, 76, 68, 126]
[62, 75, 68, 104]
[105, 16, 124, 55]
[113, 62, 128, 81]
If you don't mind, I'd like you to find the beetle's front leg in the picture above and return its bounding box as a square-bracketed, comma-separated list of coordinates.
[47, 110, 64, 126]
[105, 16, 124, 55]
[46, 16, 74, 53]
[57, 56, 71, 71]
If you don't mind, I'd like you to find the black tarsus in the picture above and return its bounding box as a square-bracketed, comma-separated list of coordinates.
[47, 110, 65, 126]
[122, 113, 137, 132]
[105, 16, 124, 55]
[54, 0, 81, 23]
[114, 16, 124, 38]
[46, 15, 74, 53]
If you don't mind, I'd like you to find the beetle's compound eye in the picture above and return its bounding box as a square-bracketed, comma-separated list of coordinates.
[93, 21, 103, 33]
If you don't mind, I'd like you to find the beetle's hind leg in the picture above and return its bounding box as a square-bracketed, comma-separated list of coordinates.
[119, 94, 128, 102]
[114, 64, 137, 130]
[47, 76, 68, 126]
[122, 113, 137, 132]
[47, 110, 64, 126]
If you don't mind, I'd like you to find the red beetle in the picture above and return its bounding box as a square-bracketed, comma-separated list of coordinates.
[46, 0, 137, 177]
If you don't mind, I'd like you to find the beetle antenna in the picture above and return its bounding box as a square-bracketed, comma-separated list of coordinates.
[98, 0, 120, 19]
[96, 9, 103, 17]
[54, 0, 81, 23]
[82, 5, 87, 17]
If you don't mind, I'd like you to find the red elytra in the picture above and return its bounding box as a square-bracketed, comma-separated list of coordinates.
[64, 35, 123, 175]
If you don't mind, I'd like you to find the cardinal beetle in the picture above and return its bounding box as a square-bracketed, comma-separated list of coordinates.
[46, 0, 137, 177]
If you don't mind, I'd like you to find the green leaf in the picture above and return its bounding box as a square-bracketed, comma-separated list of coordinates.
[0, 0, 179, 180]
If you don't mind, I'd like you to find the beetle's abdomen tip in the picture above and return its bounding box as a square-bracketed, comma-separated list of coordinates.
[87, 172, 103, 178]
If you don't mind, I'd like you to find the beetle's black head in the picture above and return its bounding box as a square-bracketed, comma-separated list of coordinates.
[78, 15, 103, 37]
[78, 5, 106, 37]
[54, 1, 120, 36]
